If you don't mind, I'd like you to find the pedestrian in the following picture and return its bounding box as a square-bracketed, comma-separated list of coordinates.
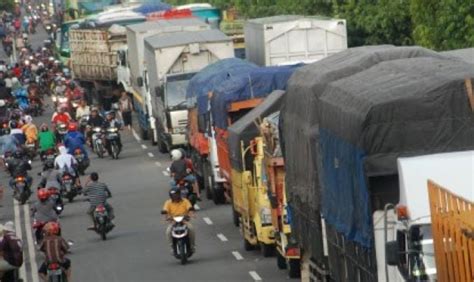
[119, 91, 132, 130]
[0, 221, 23, 281]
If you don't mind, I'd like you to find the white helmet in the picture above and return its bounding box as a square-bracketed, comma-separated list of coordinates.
[170, 149, 182, 161]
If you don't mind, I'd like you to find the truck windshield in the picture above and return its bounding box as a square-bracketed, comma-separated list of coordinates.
[408, 224, 436, 281]
[165, 73, 196, 109]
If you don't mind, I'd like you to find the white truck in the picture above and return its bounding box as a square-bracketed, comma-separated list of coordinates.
[117, 18, 210, 141]
[144, 29, 234, 152]
[373, 151, 474, 282]
[244, 15, 348, 66]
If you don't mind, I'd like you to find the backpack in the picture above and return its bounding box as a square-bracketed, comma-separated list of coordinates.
[2, 232, 23, 267]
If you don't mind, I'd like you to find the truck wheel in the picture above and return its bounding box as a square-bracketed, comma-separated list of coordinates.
[232, 206, 240, 227]
[276, 252, 287, 269]
[212, 184, 225, 205]
[288, 259, 301, 278]
[261, 243, 274, 257]
[244, 238, 254, 251]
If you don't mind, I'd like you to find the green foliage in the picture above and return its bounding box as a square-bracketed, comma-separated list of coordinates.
[165, 0, 474, 50]
[411, 0, 474, 50]
[0, 0, 15, 12]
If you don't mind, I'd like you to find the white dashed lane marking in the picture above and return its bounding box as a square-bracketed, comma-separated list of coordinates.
[249, 271, 262, 281]
[232, 251, 244, 261]
[217, 233, 228, 242]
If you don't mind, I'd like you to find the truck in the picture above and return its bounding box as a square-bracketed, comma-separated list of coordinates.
[69, 13, 145, 103]
[259, 109, 301, 278]
[279, 45, 474, 280]
[426, 172, 474, 282]
[380, 151, 474, 282]
[226, 90, 287, 256]
[244, 15, 348, 66]
[121, 18, 210, 141]
[186, 58, 256, 204]
[209, 64, 300, 228]
[220, 8, 245, 59]
[143, 29, 234, 152]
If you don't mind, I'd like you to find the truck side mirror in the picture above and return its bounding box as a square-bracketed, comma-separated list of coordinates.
[137, 77, 143, 87]
[385, 241, 399, 266]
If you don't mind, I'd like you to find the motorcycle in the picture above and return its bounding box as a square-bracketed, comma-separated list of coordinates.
[105, 127, 120, 159]
[12, 173, 32, 205]
[91, 127, 105, 158]
[29, 97, 43, 116]
[79, 115, 89, 134]
[60, 172, 77, 203]
[49, 187, 64, 215]
[73, 148, 88, 175]
[46, 262, 67, 282]
[56, 123, 67, 144]
[41, 149, 56, 171]
[170, 216, 193, 265]
[24, 141, 36, 160]
[93, 204, 114, 240]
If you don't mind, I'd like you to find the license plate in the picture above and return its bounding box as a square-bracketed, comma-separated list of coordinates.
[16, 182, 25, 188]
[75, 154, 83, 159]
[48, 269, 62, 275]
[107, 133, 118, 138]
[63, 180, 72, 184]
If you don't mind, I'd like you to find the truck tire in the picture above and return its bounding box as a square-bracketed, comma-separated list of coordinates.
[232, 206, 240, 227]
[212, 183, 226, 205]
[288, 259, 301, 278]
[260, 243, 275, 257]
[244, 238, 254, 251]
[276, 252, 287, 269]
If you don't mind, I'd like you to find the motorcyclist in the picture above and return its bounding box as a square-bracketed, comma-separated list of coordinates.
[39, 162, 62, 191]
[75, 99, 90, 120]
[51, 106, 71, 142]
[86, 108, 104, 144]
[38, 222, 71, 282]
[162, 188, 195, 254]
[102, 110, 122, 154]
[65, 81, 82, 101]
[169, 149, 201, 201]
[7, 150, 32, 190]
[64, 122, 89, 161]
[37, 124, 55, 160]
[31, 188, 58, 231]
[9, 121, 26, 146]
[21, 115, 37, 146]
[84, 172, 114, 230]
[54, 146, 81, 189]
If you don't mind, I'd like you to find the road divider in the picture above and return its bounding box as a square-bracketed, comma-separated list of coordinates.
[13, 200, 27, 281]
[23, 204, 40, 282]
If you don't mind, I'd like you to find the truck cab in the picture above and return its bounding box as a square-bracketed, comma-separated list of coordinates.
[116, 46, 132, 93]
[377, 151, 474, 282]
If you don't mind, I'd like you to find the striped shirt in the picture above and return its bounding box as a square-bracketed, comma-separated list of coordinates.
[84, 181, 111, 206]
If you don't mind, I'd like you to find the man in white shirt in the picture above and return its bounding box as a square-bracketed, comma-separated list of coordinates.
[54, 146, 81, 188]
[75, 99, 90, 120]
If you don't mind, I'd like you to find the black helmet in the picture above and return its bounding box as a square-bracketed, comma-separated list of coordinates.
[169, 187, 181, 199]
[9, 120, 17, 129]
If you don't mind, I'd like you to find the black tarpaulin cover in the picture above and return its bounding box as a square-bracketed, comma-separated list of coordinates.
[281, 45, 474, 248]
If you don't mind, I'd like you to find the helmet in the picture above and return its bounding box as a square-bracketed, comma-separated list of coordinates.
[44, 160, 54, 169]
[37, 188, 49, 201]
[40, 123, 48, 131]
[44, 222, 60, 236]
[169, 187, 181, 200]
[170, 149, 183, 161]
[9, 120, 18, 129]
[68, 81, 75, 88]
[67, 123, 77, 132]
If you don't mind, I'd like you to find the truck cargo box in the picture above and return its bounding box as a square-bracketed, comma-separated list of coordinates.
[126, 18, 210, 93]
[244, 15, 347, 66]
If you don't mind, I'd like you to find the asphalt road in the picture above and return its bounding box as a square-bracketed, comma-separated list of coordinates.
[0, 25, 294, 282]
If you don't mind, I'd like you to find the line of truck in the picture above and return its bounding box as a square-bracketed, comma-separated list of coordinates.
[64, 3, 474, 280]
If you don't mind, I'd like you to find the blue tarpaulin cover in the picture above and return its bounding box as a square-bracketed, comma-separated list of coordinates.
[211, 64, 302, 129]
[186, 58, 257, 115]
[133, 2, 171, 14]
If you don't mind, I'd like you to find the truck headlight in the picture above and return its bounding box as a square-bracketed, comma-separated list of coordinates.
[260, 207, 272, 225]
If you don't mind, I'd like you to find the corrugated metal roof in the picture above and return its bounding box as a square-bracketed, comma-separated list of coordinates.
[126, 18, 206, 33]
[247, 15, 334, 25]
[145, 29, 230, 49]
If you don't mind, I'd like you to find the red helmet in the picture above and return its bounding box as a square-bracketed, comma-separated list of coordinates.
[44, 222, 60, 236]
[37, 188, 49, 201]
[67, 122, 77, 132]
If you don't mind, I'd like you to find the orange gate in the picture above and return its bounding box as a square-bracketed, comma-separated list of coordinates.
[428, 180, 474, 282]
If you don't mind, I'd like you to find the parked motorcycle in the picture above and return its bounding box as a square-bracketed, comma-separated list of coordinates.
[73, 148, 88, 175]
[60, 172, 77, 203]
[169, 216, 193, 265]
[91, 127, 104, 158]
[12, 174, 32, 205]
[93, 204, 114, 240]
[105, 127, 120, 159]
